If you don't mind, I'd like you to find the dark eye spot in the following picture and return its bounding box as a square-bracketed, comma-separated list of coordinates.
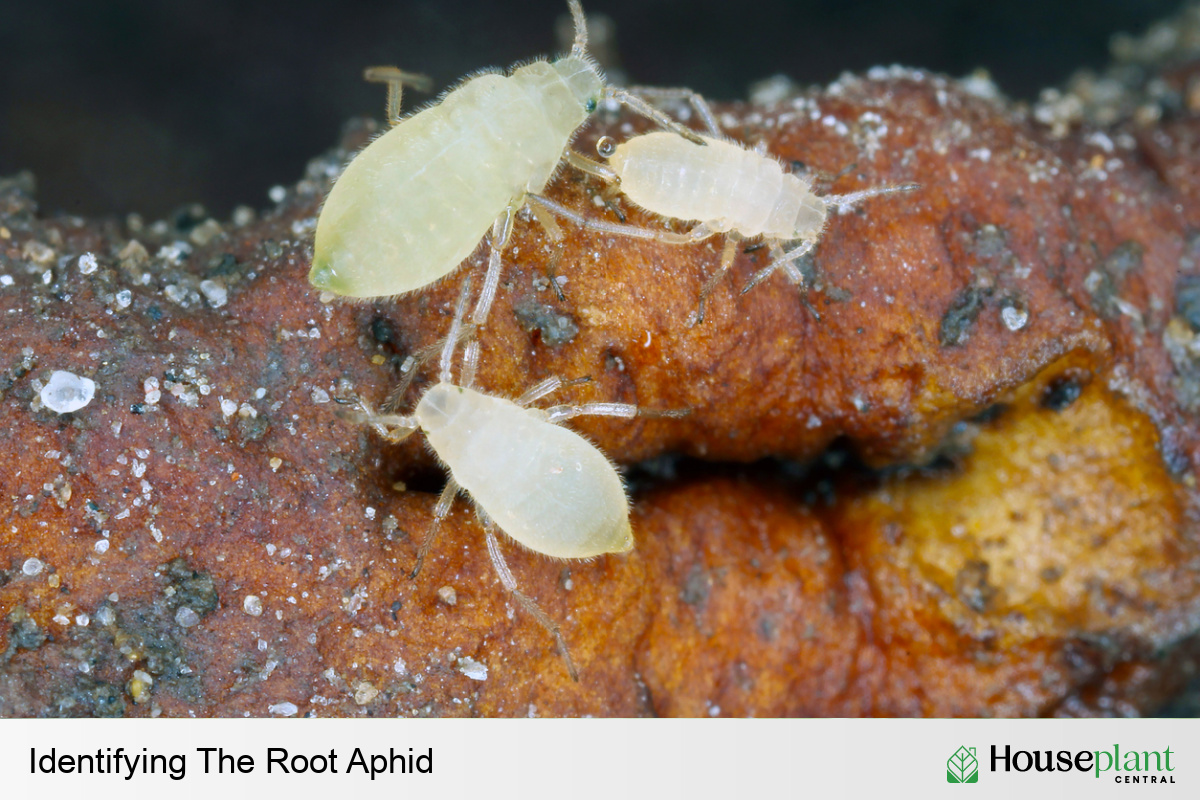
[585, 98, 598, 113]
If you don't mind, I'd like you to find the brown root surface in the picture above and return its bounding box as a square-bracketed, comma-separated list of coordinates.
[3, 71, 1200, 716]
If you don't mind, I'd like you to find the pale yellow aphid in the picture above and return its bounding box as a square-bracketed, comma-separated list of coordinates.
[310, 0, 710, 328]
[354, 278, 639, 680]
[564, 108, 917, 322]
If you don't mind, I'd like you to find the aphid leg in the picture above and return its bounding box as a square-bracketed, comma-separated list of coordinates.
[381, 320, 480, 412]
[526, 199, 567, 301]
[621, 85, 721, 137]
[565, 149, 619, 183]
[774, 244, 822, 321]
[362, 66, 434, 127]
[824, 182, 920, 214]
[483, 519, 579, 681]
[545, 402, 638, 424]
[381, 324, 472, 412]
[692, 234, 742, 326]
[439, 275, 476, 384]
[411, 478, 461, 580]
[606, 88, 707, 147]
[471, 206, 517, 328]
[527, 194, 715, 246]
[741, 239, 816, 296]
[460, 339, 481, 392]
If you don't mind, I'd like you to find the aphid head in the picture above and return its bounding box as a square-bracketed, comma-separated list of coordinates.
[414, 382, 467, 434]
[794, 191, 829, 240]
[552, 0, 604, 116]
[550, 55, 604, 118]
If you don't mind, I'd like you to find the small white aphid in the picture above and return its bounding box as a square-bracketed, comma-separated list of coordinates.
[354, 278, 642, 680]
[311, 0, 709, 328]
[565, 103, 917, 321]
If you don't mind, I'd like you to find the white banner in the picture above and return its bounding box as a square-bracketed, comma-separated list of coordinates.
[0, 717, 1194, 799]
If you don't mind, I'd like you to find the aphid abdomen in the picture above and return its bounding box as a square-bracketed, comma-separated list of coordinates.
[419, 385, 632, 559]
[611, 133, 786, 236]
[311, 71, 572, 298]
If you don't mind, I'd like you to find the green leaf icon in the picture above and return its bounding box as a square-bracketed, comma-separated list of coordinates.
[947, 746, 979, 783]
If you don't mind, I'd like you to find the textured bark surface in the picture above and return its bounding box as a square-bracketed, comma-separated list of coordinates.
[2, 66, 1200, 716]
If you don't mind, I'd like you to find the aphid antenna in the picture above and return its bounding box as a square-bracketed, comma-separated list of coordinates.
[335, 397, 419, 443]
[526, 193, 710, 245]
[605, 88, 707, 146]
[363, 66, 435, 127]
[568, 0, 588, 58]
[827, 182, 920, 214]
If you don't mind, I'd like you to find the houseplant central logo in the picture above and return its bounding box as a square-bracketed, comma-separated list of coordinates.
[948, 746, 980, 783]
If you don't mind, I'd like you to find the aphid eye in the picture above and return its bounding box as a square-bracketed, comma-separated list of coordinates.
[585, 98, 598, 113]
[596, 136, 617, 159]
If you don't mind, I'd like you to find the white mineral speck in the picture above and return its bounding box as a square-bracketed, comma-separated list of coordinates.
[268, 185, 286, 203]
[393, 657, 407, 675]
[220, 397, 237, 417]
[243, 595, 263, 616]
[115, 289, 133, 308]
[199, 279, 228, 308]
[94, 539, 110, 554]
[96, 606, 116, 626]
[268, 701, 298, 717]
[75, 613, 90, 627]
[40, 370, 96, 414]
[457, 657, 488, 681]
[354, 682, 380, 705]
[163, 284, 188, 305]
[365, 506, 376, 520]
[0, 275, 12, 286]
[22, 557, 44, 576]
[1001, 305, 1029, 331]
[310, 388, 330, 404]
[78, 252, 98, 275]
[175, 606, 201, 627]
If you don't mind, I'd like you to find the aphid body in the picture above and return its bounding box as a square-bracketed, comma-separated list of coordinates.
[310, 0, 708, 325]
[566, 121, 917, 321]
[311, 58, 602, 298]
[357, 277, 645, 678]
[415, 381, 632, 559]
[609, 132, 829, 242]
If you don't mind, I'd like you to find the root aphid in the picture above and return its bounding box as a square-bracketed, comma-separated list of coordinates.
[311, 0, 711, 330]
[349, 277, 650, 680]
[565, 99, 918, 323]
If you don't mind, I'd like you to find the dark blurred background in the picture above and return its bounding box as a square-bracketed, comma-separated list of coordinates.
[0, 0, 1182, 219]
